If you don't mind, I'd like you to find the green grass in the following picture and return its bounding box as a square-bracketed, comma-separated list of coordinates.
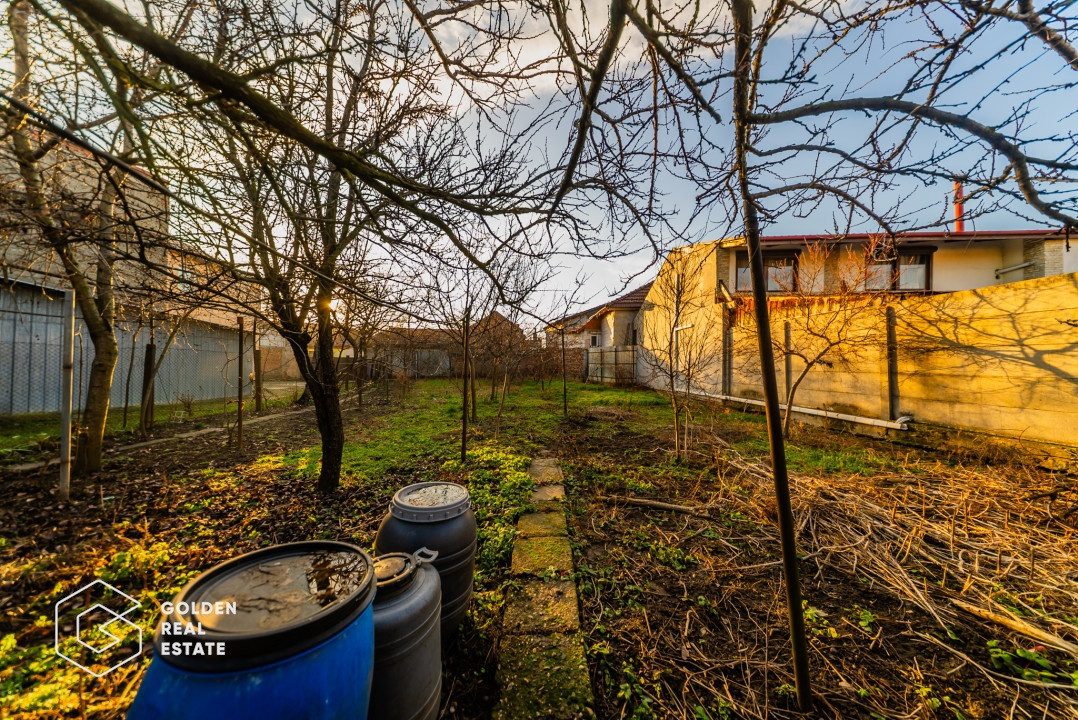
[0, 394, 294, 457]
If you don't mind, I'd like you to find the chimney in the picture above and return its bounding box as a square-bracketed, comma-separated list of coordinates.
[953, 180, 965, 233]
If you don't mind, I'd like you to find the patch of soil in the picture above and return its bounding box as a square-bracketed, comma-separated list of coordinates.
[553, 417, 1078, 720]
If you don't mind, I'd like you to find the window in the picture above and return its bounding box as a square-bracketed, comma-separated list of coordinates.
[863, 249, 932, 291]
[175, 266, 196, 292]
[864, 261, 893, 291]
[735, 252, 799, 293]
[630, 327, 638, 345]
[897, 253, 929, 291]
[590, 333, 600, 347]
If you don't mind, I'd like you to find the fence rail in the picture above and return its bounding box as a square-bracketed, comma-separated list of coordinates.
[586, 345, 637, 384]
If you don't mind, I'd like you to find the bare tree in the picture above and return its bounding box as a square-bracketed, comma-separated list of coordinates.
[2, 0, 181, 473]
[637, 246, 723, 460]
[34, 0, 667, 493]
[729, 239, 891, 436]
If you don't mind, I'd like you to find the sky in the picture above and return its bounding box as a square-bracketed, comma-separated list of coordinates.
[519, 0, 1078, 315]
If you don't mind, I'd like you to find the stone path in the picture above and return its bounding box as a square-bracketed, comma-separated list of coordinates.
[495, 455, 593, 719]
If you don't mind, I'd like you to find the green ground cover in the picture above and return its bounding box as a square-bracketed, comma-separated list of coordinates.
[4, 377, 1017, 719]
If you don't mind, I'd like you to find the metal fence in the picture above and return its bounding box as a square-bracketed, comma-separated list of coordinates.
[0, 281, 251, 416]
[585, 345, 637, 385]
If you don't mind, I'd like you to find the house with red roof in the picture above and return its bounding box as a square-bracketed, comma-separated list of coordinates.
[546, 281, 653, 349]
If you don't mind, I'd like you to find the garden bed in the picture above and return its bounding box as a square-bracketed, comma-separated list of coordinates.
[556, 407, 1078, 719]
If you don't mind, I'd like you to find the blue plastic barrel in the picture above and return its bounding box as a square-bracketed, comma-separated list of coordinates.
[128, 541, 376, 720]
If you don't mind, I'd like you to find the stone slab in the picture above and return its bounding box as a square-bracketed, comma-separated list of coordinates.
[511, 535, 573, 575]
[516, 511, 567, 538]
[494, 633, 593, 720]
[503, 580, 580, 634]
[531, 484, 565, 503]
[529, 458, 565, 485]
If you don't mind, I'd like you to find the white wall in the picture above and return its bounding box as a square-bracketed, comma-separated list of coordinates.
[1065, 242, 1078, 274]
[931, 244, 1002, 292]
[600, 309, 637, 346]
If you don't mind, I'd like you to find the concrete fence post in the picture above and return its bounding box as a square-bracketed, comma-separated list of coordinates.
[885, 306, 899, 420]
[59, 291, 74, 501]
[237, 315, 244, 448]
[784, 321, 792, 402]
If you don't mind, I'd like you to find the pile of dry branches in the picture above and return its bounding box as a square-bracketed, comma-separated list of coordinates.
[589, 437, 1078, 719]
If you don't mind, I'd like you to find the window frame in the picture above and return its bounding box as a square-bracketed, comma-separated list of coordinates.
[735, 251, 800, 294]
[863, 246, 935, 292]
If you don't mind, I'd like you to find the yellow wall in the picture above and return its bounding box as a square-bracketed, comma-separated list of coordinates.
[639, 241, 1078, 450]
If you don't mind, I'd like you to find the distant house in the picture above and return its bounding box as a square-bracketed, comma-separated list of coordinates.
[365, 326, 456, 378]
[547, 282, 653, 348]
[361, 311, 528, 379]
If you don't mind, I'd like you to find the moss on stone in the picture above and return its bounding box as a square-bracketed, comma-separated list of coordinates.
[494, 633, 593, 720]
[511, 536, 573, 575]
[516, 512, 567, 539]
[503, 580, 579, 634]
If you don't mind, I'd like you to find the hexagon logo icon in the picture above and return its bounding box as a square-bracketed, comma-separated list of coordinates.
[55, 579, 142, 677]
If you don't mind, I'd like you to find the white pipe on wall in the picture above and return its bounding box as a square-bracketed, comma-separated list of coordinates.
[686, 386, 911, 430]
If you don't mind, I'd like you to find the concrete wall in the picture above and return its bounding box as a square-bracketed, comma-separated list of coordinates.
[1065, 241, 1078, 274]
[638, 240, 1078, 458]
[599, 309, 637, 346]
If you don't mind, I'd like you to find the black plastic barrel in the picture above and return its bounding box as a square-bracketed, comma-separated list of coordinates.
[369, 549, 442, 720]
[374, 481, 477, 638]
[127, 541, 376, 720]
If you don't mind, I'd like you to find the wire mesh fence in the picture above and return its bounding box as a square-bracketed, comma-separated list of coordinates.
[0, 281, 253, 420]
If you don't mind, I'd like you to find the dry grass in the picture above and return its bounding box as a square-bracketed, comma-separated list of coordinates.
[570, 427, 1078, 720]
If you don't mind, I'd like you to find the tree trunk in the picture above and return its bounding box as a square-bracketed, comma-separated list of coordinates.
[670, 386, 681, 461]
[9, 0, 120, 477]
[357, 339, 366, 410]
[495, 369, 509, 438]
[76, 339, 118, 474]
[461, 316, 470, 463]
[313, 286, 344, 493]
[782, 365, 812, 438]
[469, 353, 478, 423]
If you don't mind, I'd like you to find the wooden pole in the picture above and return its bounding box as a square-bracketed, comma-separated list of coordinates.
[59, 290, 74, 501]
[886, 306, 899, 420]
[253, 345, 263, 413]
[784, 321, 792, 402]
[237, 316, 244, 448]
[461, 311, 469, 463]
[733, 0, 811, 707]
[141, 333, 156, 433]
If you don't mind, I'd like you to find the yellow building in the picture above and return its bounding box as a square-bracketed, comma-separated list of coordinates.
[636, 232, 1078, 464]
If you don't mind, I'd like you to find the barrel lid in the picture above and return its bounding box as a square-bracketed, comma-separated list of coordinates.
[390, 482, 470, 523]
[373, 553, 417, 595]
[154, 541, 375, 672]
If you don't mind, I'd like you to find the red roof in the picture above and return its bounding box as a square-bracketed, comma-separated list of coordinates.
[604, 281, 653, 309]
[548, 281, 654, 330]
[749, 228, 1064, 246]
